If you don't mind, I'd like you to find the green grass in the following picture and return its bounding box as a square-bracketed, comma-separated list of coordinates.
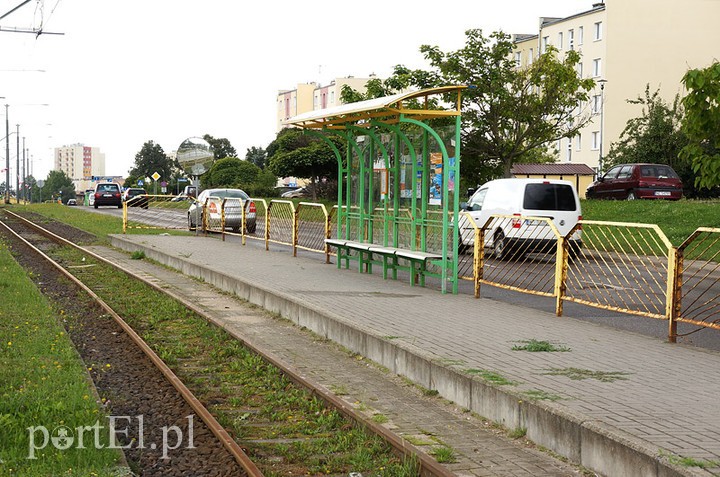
[0, 240, 123, 476]
[581, 198, 720, 246]
[512, 339, 571, 352]
[464, 369, 517, 386]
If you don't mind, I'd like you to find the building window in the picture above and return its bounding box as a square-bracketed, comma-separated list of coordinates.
[592, 131, 600, 150]
[558, 32, 564, 49]
[330, 91, 335, 104]
[541, 36, 549, 53]
[594, 22, 603, 41]
[592, 94, 602, 113]
[578, 26, 584, 45]
[515, 51, 522, 67]
[566, 140, 572, 162]
[568, 29, 574, 50]
[528, 48, 534, 64]
[577, 62, 583, 78]
[593, 58, 602, 77]
[576, 133, 582, 151]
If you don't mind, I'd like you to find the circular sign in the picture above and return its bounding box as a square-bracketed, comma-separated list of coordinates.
[177, 137, 214, 177]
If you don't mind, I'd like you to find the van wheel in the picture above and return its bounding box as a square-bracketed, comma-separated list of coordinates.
[626, 191, 637, 200]
[494, 231, 509, 260]
[188, 214, 196, 231]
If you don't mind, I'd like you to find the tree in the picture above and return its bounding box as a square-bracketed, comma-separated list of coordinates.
[42, 170, 75, 204]
[203, 157, 255, 188]
[680, 62, 720, 189]
[203, 134, 237, 160]
[343, 30, 595, 184]
[246, 146, 267, 169]
[128, 141, 175, 183]
[604, 86, 715, 197]
[266, 128, 341, 200]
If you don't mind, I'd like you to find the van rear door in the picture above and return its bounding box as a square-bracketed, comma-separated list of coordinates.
[521, 182, 580, 237]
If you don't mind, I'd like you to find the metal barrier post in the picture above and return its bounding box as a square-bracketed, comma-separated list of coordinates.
[474, 227, 483, 298]
[293, 206, 298, 257]
[241, 200, 246, 246]
[265, 201, 271, 251]
[202, 199, 209, 235]
[122, 203, 127, 234]
[554, 235, 568, 317]
[221, 198, 226, 242]
[666, 247, 682, 343]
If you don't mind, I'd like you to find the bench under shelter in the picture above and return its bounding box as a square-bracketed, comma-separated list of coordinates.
[284, 86, 466, 294]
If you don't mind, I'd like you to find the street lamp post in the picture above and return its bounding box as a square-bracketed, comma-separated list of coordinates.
[16, 124, 20, 202]
[598, 79, 607, 175]
[4, 103, 8, 204]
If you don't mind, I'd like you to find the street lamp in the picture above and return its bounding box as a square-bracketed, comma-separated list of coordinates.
[598, 79, 607, 175]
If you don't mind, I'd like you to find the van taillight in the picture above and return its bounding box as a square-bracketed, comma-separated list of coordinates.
[94, 193, 100, 199]
[511, 213, 522, 228]
[248, 201, 256, 213]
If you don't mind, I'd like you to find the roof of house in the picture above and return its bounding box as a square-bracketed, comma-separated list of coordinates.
[511, 163, 596, 175]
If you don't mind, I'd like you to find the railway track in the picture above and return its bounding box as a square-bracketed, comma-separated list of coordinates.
[0, 209, 453, 476]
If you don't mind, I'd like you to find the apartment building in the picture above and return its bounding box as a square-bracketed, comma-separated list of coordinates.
[54, 144, 106, 191]
[276, 76, 377, 132]
[514, 0, 720, 172]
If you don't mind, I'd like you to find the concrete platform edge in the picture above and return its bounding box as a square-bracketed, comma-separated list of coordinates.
[109, 235, 707, 477]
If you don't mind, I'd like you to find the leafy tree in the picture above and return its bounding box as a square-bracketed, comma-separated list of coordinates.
[604, 86, 716, 197]
[342, 30, 595, 184]
[203, 157, 248, 188]
[42, 170, 75, 204]
[128, 141, 174, 183]
[203, 134, 237, 160]
[246, 146, 267, 169]
[266, 128, 342, 200]
[680, 62, 720, 189]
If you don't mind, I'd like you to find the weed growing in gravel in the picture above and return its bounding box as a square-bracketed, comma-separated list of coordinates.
[431, 445, 457, 463]
[509, 427, 528, 439]
[523, 389, 563, 401]
[465, 368, 517, 386]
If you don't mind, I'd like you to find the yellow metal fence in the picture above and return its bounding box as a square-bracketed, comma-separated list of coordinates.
[123, 200, 720, 341]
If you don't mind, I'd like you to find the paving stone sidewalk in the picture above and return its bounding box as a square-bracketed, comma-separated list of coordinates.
[108, 234, 720, 476]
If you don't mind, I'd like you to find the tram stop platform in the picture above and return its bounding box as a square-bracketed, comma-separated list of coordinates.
[106, 233, 720, 477]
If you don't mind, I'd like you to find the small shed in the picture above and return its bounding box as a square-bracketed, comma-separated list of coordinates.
[511, 163, 596, 199]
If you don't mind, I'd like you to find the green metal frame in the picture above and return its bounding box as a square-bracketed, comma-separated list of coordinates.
[286, 87, 465, 294]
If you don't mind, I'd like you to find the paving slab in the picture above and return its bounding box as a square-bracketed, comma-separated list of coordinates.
[108, 233, 720, 477]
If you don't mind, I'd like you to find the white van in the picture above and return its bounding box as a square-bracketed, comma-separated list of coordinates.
[459, 178, 582, 259]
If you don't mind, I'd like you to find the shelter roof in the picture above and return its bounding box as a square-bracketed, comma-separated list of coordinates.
[511, 163, 596, 176]
[283, 86, 466, 130]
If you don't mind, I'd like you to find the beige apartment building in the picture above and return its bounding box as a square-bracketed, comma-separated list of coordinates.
[54, 144, 106, 192]
[276, 76, 377, 132]
[514, 0, 720, 173]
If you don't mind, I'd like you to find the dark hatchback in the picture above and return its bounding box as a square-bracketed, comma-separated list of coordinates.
[123, 188, 149, 209]
[94, 183, 123, 208]
[586, 163, 683, 200]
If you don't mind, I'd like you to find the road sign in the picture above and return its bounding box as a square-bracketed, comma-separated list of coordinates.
[151, 172, 161, 181]
[137, 180, 144, 186]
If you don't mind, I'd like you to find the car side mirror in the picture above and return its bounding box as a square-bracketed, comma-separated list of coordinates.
[597, 176, 605, 182]
[460, 201, 468, 211]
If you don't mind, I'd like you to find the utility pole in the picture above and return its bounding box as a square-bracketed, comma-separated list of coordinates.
[16, 124, 19, 201]
[4, 103, 9, 204]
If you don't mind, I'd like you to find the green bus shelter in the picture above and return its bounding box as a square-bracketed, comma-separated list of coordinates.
[284, 86, 466, 294]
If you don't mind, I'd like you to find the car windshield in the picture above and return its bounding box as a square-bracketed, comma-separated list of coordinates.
[97, 184, 119, 192]
[523, 184, 577, 211]
[209, 189, 248, 199]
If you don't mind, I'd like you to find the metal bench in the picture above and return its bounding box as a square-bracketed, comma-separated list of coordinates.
[325, 239, 442, 286]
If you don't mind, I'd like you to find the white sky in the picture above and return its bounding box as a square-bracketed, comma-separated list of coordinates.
[1, 0, 592, 181]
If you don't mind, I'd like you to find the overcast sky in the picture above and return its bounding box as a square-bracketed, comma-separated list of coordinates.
[1, 0, 591, 181]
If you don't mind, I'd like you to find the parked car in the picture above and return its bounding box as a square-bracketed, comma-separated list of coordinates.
[93, 183, 123, 209]
[187, 188, 256, 233]
[66, 198, 77, 206]
[459, 178, 582, 260]
[586, 163, 683, 200]
[281, 187, 308, 199]
[122, 188, 149, 209]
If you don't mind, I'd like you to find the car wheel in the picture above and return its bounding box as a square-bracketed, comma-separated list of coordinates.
[94, 203, 98, 209]
[246, 223, 256, 234]
[188, 213, 195, 231]
[231, 225, 240, 233]
[626, 191, 636, 201]
[493, 231, 508, 260]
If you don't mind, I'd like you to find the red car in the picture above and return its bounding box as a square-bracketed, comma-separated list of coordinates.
[586, 163, 683, 200]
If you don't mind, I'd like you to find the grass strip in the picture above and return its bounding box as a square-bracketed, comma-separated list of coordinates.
[0, 240, 123, 476]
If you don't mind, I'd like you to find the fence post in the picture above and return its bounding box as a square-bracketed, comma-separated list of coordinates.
[474, 227, 483, 298]
[293, 205, 298, 257]
[265, 201, 271, 251]
[666, 247, 682, 343]
[324, 206, 331, 264]
[122, 203, 127, 234]
[241, 200, 246, 246]
[221, 198, 226, 242]
[554, 235, 568, 317]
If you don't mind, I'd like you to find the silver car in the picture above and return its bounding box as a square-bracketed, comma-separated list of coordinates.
[187, 188, 257, 233]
